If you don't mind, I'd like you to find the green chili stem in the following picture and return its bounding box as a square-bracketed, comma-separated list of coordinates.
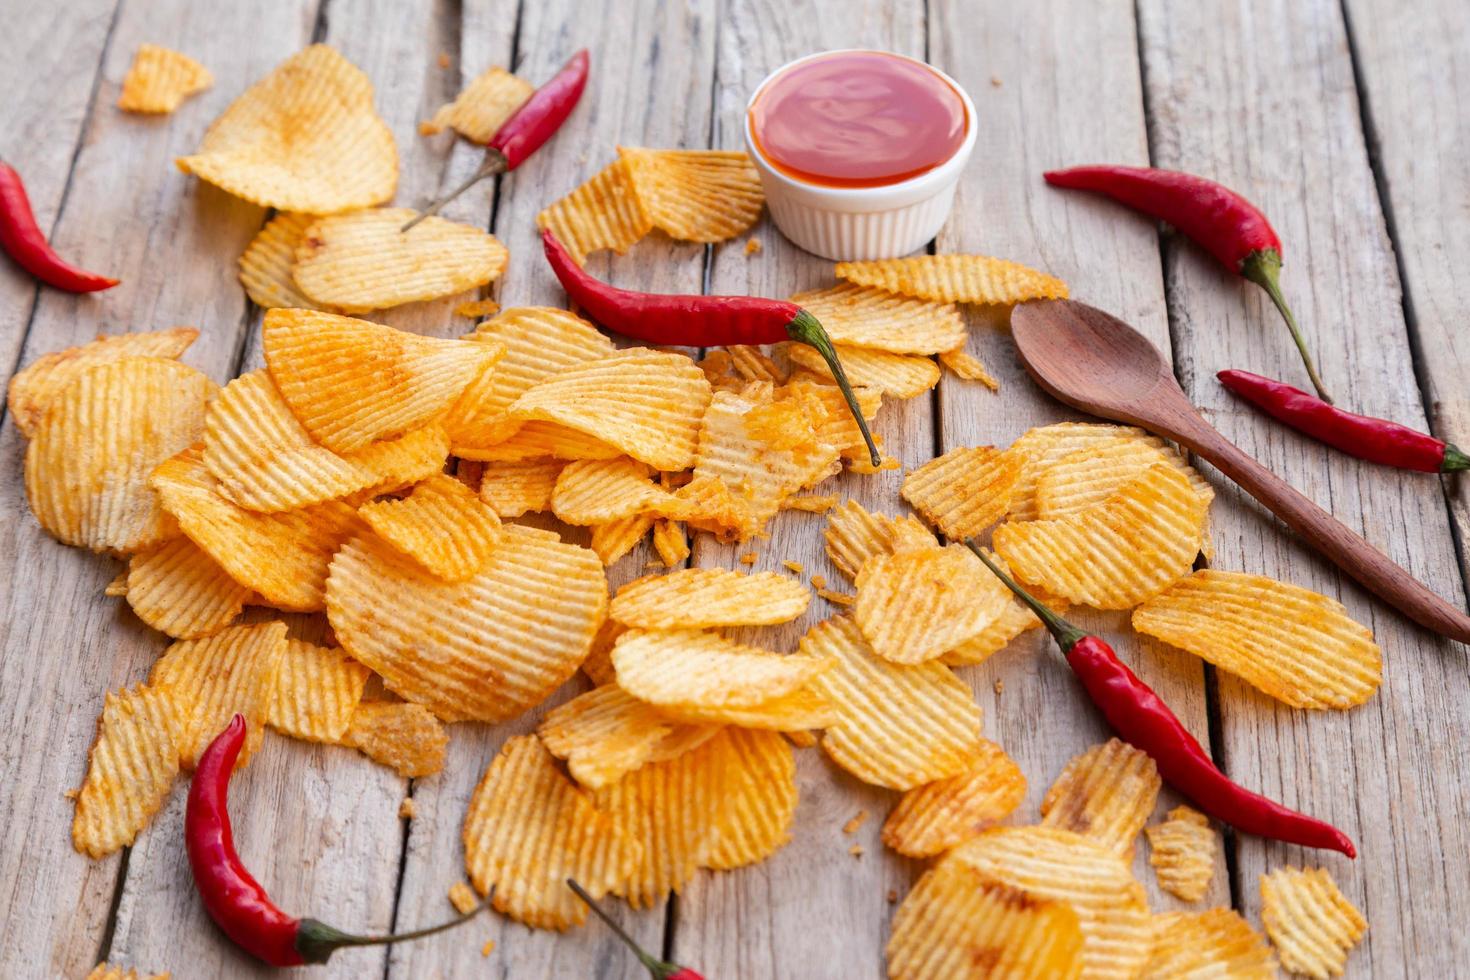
[1241, 249, 1332, 404]
[786, 309, 882, 467]
[963, 539, 1087, 652]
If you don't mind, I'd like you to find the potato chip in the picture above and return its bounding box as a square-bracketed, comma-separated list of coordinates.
[150, 621, 288, 769]
[786, 342, 939, 399]
[951, 826, 1152, 979]
[901, 445, 1027, 541]
[613, 628, 833, 710]
[263, 308, 502, 452]
[887, 859, 1086, 980]
[1006, 423, 1152, 522]
[582, 619, 626, 687]
[610, 568, 810, 629]
[589, 513, 655, 566]
[705, 728, 796, 869]
[464, 735, 638, 929]
[26, 357, 215, 553]
[1040, 739, 1161, 857]
[939, 555, 1057, 666]
[618, 147, 763, 242]
[327, 525, 605, 722]
[118, 44, 213, 113]
[802, 617, 984, 790]
[151, 448, 362, 612]
[664, 473, 748, 540]
[535, 158, 652, 264]
[292, 209, 509, 313]
[421, 65, 532, 142]
[1143, 909, 1276, 979]
[477, 458, 563, 517]
[448, 880, 478, 915]
[784, 494, 836, 514]
[994, 463, 1206, 609]
[125, 535, 250, 639]
[786, 377, 884, 461]
[461, 421, 622, 463]
[266, 640, 369, 743]
[835, 254, 1069, 305]
[104, 569, 130, 597]
[654, 684, 836, 730]
[855, 545, 1012, 664]
[238, 213, 337, 312]
[1260, 867, 1366, 979]
[538, 685, 696, 791]
[508, 349, 711, 471]
[340, 701, 447, 777]
[71, 684, 182, 858]
[551, 456, 667, 525]
[1145, 806, 1216, 903]
[651, 520, 689, 567]
[1132, 570, 1380, 709]
[728, 345, 785, 383]
[937, 347, 999, 389]
[823, 499, 937, 582]
[359, 473, 501, 581]
[454, 298, 500, 319]
[176, 45, 396, 212]
[789, 284, 966, 354]
[1034, 436, 1213, 520]
[345, 424, 452, 493]
[880, 739, 1026, 858]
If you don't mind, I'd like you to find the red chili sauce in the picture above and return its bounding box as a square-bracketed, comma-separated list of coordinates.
[749, 50, 968, 188]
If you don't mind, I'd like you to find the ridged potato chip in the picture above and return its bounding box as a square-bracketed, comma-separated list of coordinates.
[536, 158, 652, 264]
[421, 65, 532, 142]
[292, 209, 509, 313]
[150, 621, 288, 769]
[539, 685, 688, 790]
[881, 739, 1026, 858]
[619, 147, 763, 242]
[104, 569, 130, 597]
[1260, 867, 1366, 979]
[651, 520, 689, 567]
[551, 456, 667, 525]
[1132, 569, 1381, 709]
[835, 254, 1069, 305]
[801, 617, 984, 790]
[951, 826, 1152, 980]
[263, 308, 502, 452]
[118, 44, 213, 113]
[901, 445, 1027, 541]
[937, 347, 999, 389]
[508, 349, 711, 471]
[340, 701, 447, 777]
[824, 500, 937, 582]
[705, 728, 796, 869]
[1040, 739, 1161, 857]
[652, 685, 836, 731]
[71, 684, 182, 858]
[887, 859, 1085, 980]
[582, 619, 626, 687]
[613, 628, 833, 711]
[26, 357, 215, 554]
[786, 342, 939, 399]
[589, 514, 655, 566]
[1034, 436, 1213, 519]
[794, 379, 882, 461]
[151, 448, 362, 612]
[359, 473, 502, 581]
[345, 424, 451, 493]
[728, 345, 784, 383]
[610, 568, 810, 629]
[1006, 423, 1152, 522]
[665, 473, 747, 540]
[477, 458, 563, 517]
[1143, 909, 1276, 979]
[238, 213, 336, 312]
[463, 735, 638, 930]
[855, 544, 1013, 664]
[939, 555, 1057, 667]
[994, 463, 1207, 609]
[790, 284, 966, 354]
[327, 525, 606, 722]
[266, 640, 369, 743]
[126, 535, 250, 639]
[1145, 806, 1216, 903]
[176, 45, 396, 212]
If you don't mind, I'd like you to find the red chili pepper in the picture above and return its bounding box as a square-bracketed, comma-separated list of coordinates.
[0, 161, 118, 293]
[566, 879, 704, 980]
[967, 543, 1356, 858]
[403, 49, 590, 231]
[186, 715, 484, 966]
[1219, 369, 1468, 474]
[1044, 164, 1331, 403]
[542, 228, 881, 466]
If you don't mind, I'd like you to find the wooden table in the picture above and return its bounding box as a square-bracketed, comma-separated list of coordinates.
[2, 0, 1466, 976]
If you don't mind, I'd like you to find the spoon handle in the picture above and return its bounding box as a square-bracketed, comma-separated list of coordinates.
[1165, 414, 1470, 643]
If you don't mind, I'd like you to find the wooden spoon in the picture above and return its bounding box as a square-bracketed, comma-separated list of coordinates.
[1010, 298, 1470, 644]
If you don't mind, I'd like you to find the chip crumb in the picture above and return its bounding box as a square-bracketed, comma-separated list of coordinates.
[481, 938, 496, 957]
[849, 843, 865, 858]
[887, 888, 898, 903]
[990, 75, 1003, 87]
[782, 560, 805, 574]
[993, 680, 1004, 695]
[786, 494, 837, 513]
[843, 810, 869, 835]
[454, 298, 500, 319]
[745, 237, 762, 255]
[818, 587, 856, 606]
[398, 798, 416, 819]
[810, 574, 827, 589]
[739, 552, 758, 565]
[63, 787, 79, 800]
[438, 52, 452, 69]
[448, 880, 479, 915]
[417, 120, 436, 136]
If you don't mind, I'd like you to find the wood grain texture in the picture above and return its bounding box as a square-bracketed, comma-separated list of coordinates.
[1137, 0, 1470, 973]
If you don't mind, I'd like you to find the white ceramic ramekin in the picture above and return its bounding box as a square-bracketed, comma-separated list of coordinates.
[744, 50, 976, 261]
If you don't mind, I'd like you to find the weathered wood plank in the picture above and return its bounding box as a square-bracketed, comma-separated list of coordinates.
[1137, 0, 1470, 973]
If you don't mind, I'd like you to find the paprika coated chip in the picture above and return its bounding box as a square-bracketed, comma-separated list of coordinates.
[327, 525, 606, 722]
[176, 45, 396, 213]
[1034, 436, 1213, 520]
[939, 557, 1060, 667]
[86, 965, 169, 980]
[125, 535, 250, 639]
[936, 347, 999, 390]
[900, 445, 1028, 541]
[789, 284, 966, 354]
[118, 44, 213, 114]
[266, 640, 370, 744]
[951, 826, 1152, 980]
[238, 213, 336, 312]
[477, 458, 563, 517]
[618, 147, 764, 242]
[854, 545, 1012, 664]
[535, 157, 653, 265]
[653, 685, 836, 731]
[359, 473, 502, 581]
[792, 376, 885, 463]
[823, 499, 937, 582]
[786, 342, 940, 399]
[104, 569, 130, 597]
[994, 463, 1207, 610]
[345, 423, 452, 494]
[801, 616, 985, 791]
[612, 628, 834, 711]
[880, 739, 1026, 858]
[589, 513, 655, 566]
[463, 735, 638, 930]
[581, 618, 626, 687]
[1145, 806, 1216, 903]
[292, 209, 509, 313]
[25, 357, 216, 554]
[340, 701, 447, 777]
[550, 456, 668, 525]
[1006, 422, 1155, 522]
[1260, 867, 1366, 979]
[834, 254, 1069, 305]
[1039, 739, 1162, 857]
[651, 519, 689, 567]
[537, 685, 685, 790]
[728, 345, 785, 383]
[71, 684, 183, 858]
[421, 65, 533, 142]
[1131, 569, 1382, 710]
[886, 859, 1085, 980]
[462, 420, 622, 463]
[1142, 909, 1277, 979]
[705, 728, 797, 870]
[263, 308, 503, 452]
[610, 567, 811, 629]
